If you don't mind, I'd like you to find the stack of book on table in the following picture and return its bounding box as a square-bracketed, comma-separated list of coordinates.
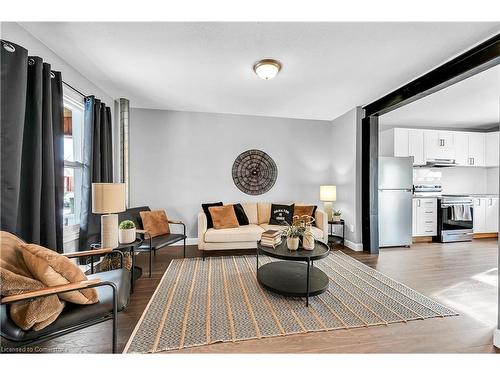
[260, 230, 282, 248]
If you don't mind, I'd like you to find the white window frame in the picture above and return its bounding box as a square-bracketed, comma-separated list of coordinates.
[63, 90, 85, 243]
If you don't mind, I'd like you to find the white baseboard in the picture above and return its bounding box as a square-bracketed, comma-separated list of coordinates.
[345, 239, 363, 251]
[494, 328, 500, 349]
[168, 237, 198, 246]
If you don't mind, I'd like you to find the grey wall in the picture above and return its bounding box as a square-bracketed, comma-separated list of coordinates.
[329, 107, 363, 247]
[130, 109, 333, 238]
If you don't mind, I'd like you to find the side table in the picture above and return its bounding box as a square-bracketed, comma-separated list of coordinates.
[90, 239, 143, 293]
[328, 219, 345, 248]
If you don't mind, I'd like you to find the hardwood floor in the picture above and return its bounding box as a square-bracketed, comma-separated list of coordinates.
[14, 239, 499, 353]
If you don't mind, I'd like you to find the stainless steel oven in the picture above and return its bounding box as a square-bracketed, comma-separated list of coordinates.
[437, 195, 473, 243]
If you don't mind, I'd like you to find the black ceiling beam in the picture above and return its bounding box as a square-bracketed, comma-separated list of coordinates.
[363, 33, 500, 117]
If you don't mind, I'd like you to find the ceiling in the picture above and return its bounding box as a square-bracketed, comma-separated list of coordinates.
[20, 22, 499, 121]
[380, 65, 500, 131]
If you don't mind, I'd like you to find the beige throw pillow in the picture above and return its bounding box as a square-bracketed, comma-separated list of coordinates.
[208, 205, 240, 229]
[21, 243, 99, 305]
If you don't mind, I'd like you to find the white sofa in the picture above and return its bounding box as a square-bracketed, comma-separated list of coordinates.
[198, 203, 328, 253]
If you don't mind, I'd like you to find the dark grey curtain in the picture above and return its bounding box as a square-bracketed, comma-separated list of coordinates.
[78, 96, 113, 250]
[0, 40, 64, 251]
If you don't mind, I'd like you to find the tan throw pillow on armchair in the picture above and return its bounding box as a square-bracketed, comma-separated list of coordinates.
[140, 210, 170, 237]
[208, 205, 240, 229]
[21, 243, 99, 305]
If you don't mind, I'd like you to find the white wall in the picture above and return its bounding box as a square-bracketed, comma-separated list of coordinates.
[130, 109, 332, 238]
[329, 107, 363, 248]
[487, 167, 499, 194]
[439, 167, 489, 195]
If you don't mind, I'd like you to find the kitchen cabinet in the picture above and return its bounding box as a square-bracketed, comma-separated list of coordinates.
[393, 128, 409, 158]
[455, 132, 486, 167]
[473, 197, 499, 233]
[413, 198, 437, 237]
[424, 130, 455, 160]
[485, 131, 499, 167]
[408, 129, 425, 165]
[467, 133, 485, 166]
[381, 128, 494, 167]
[379, 128, 424, 166]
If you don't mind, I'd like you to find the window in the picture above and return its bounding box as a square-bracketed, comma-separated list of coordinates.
[63, 92, 84, 229]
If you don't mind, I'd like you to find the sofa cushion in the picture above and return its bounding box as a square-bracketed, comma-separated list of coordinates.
[202, 202, 223, 229]
[140, 210, 170, 237]
[241, 203, 258, 224]
[21, 243, 99, 305]
[260, 224, 324, 241]
[257, 202, 271, 224]
[205, 224, 265, 243]
[269, 203, 295, 225]
[233, 203, 249, 225]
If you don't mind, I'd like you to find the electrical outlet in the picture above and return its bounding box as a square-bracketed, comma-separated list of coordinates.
[349, 225, 355, 233]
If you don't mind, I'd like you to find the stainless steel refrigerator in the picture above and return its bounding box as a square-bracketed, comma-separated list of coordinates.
[378, 157, 413, 247]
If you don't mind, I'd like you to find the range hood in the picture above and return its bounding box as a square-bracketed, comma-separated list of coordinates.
[422, 158, 457, 168]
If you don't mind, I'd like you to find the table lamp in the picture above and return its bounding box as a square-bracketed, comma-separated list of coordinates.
[92, 183, 126, 249]
[320, 185, 337, 221]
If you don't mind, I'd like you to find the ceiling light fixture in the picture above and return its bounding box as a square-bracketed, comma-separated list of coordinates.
[253, 59, 282, 80]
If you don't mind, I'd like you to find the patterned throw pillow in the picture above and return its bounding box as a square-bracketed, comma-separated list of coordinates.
[269, 203, 295, 225]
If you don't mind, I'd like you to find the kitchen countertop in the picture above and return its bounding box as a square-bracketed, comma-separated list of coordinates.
[470, 194, 499, 198]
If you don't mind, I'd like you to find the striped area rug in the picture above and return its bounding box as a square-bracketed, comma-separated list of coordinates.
[124, 252, 457, 353]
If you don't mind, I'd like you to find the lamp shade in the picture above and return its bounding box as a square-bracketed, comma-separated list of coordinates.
[92, 183, 126, 214]
[320, 185, 337, 202]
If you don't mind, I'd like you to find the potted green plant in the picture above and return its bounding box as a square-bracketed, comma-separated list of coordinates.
[332, 209, 342, 222]
[118, 220, 136, 244]
[281, 216, 306, 251]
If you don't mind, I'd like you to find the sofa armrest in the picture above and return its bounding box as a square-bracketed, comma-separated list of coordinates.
[64, 248, 113, 259]
[1, 279, 102, 304]
[315, 209, 328, 243]
[197, 211, 208, 250]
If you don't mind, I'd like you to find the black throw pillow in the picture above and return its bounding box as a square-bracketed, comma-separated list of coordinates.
[233, 203, 249, 225]
[202, 202, 223, 229]
[269, 203, 295, 225]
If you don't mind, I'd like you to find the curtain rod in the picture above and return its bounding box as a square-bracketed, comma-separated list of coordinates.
[62, 80, 87, 99]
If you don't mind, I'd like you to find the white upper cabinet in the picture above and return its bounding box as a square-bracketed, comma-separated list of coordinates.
[454, 132, 469, 166]
[408, 129, 425, 165]
[485, 131, 499, 167]
[467, 133, 485, 167]
[424, 130, 455, 160]
[380, 128, 495, 167]
[393, 128, 409, 157]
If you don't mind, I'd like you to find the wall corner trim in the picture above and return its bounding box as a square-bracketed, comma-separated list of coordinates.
[494, 328, 500, 349]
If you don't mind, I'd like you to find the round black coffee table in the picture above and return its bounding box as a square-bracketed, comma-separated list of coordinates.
[256, 239, 330, 306]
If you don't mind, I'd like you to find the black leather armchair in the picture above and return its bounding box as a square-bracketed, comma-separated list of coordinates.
[118, 206, 187, 277]
[0, 247, 130, 353]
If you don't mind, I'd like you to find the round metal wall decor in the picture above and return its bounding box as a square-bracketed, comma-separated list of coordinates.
[232, 149, 278, 195]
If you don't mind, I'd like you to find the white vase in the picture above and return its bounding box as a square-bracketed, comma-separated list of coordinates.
[287, 236, 299, 251]
[333, 215, 341, 223]
[302, 226, 315, 250]
[119, 228, 136, 244]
